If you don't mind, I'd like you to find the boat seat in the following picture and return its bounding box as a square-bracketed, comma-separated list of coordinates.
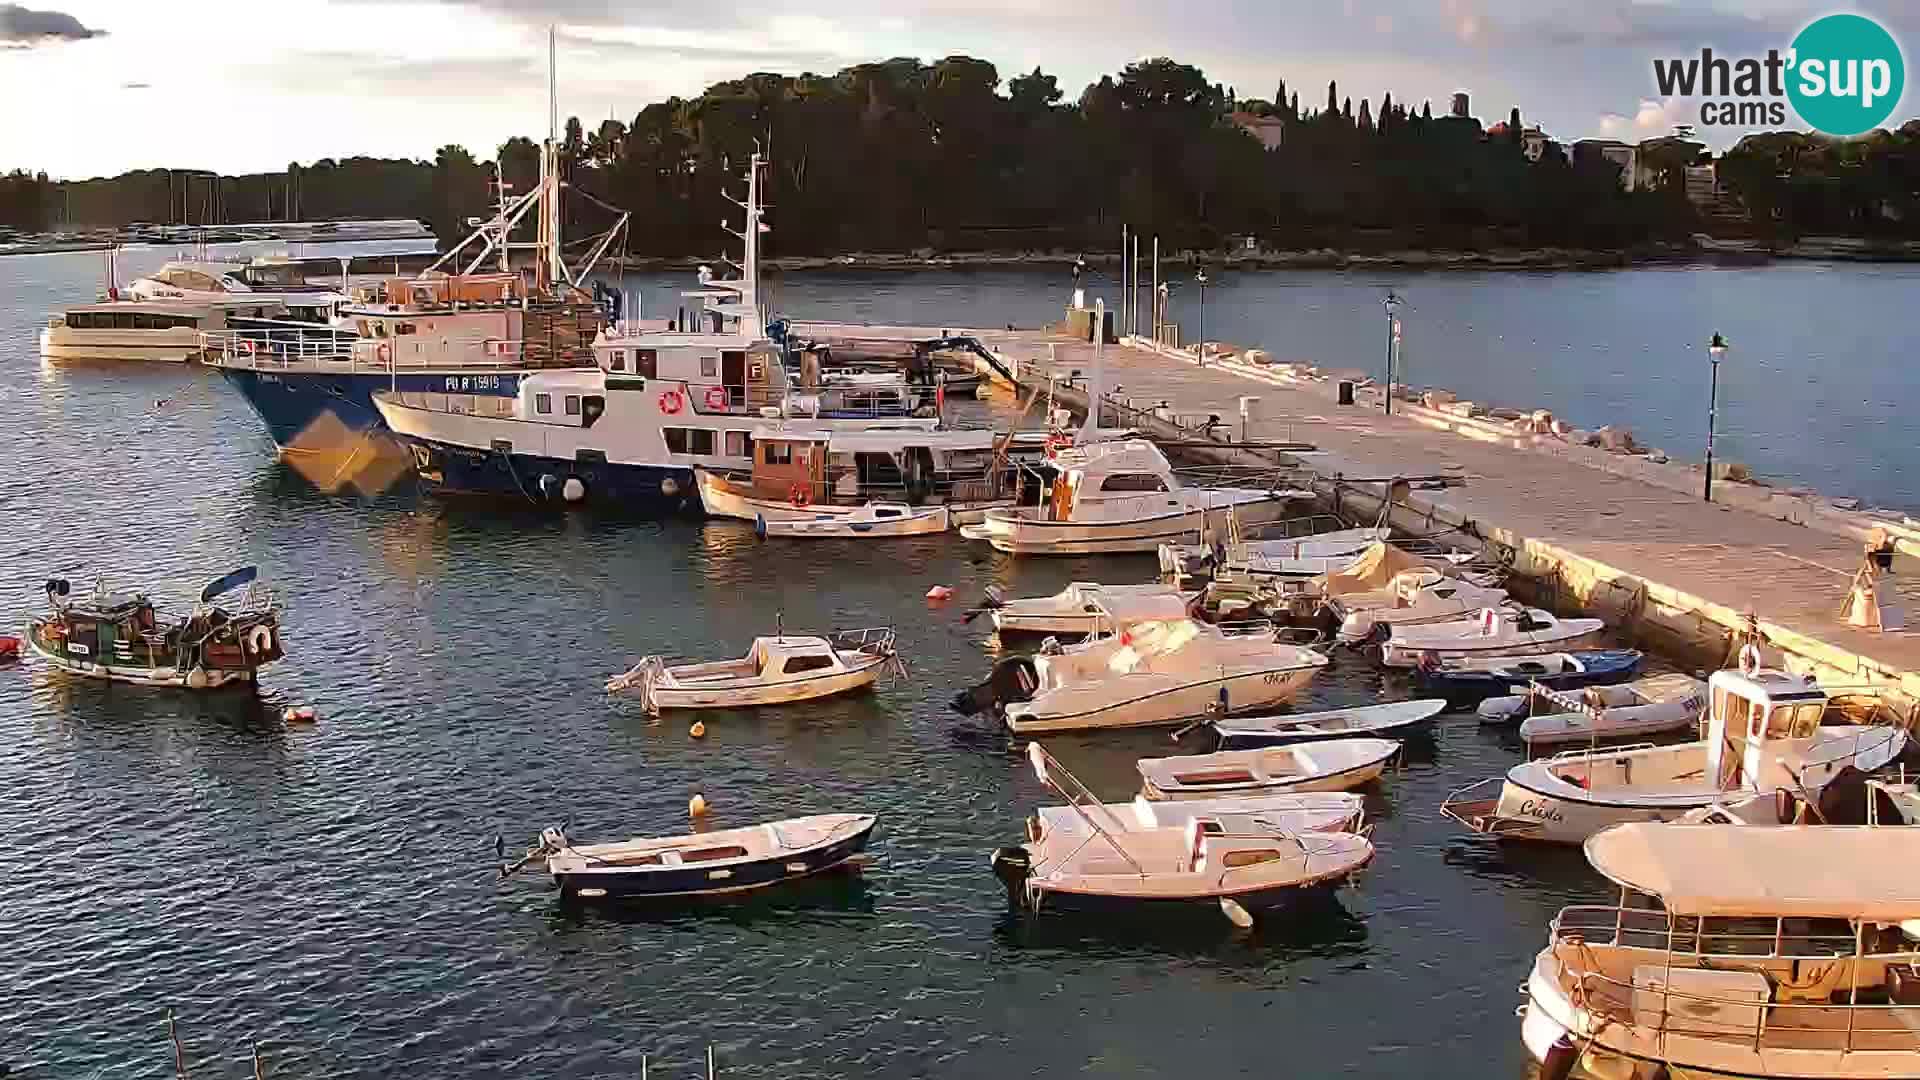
[1175, 767, 1256, 786]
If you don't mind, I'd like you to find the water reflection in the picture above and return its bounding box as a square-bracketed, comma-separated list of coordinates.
[991, 891, 1371, 963]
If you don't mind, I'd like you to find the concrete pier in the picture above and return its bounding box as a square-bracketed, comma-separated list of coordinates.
[792, 319, 1920, 716]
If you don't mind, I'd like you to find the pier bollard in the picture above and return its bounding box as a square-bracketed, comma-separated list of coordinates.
[1337, 381, 1355, 406]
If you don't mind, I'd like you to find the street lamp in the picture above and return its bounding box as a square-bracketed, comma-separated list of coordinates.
[1382, 291, 1403, 415]
[1703, 331, 1728, 502]
[1156, 281, 1171, 345]
[1194, 265, 1209, 363]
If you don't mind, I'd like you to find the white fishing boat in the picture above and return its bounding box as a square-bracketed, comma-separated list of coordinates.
[1522, 823, 1920, 1080]
[1210, 699, 1447, 749]
[755, 503, 948, 539]
[1137, 738, 1402, 800]
[502, 813, 878, 902]
[960, 440, 1312, 556]
[1028, 790, 1368, 846]
[1440, 667, 1906, 844]
[954, 616, 1328, 734]
[992, 743, 1375, 921]
[1159, 526, 1390, 585]
[607, 627, 898, 715]
[1516, 674, 1707, 748]
[1379, 606, 1605, 667]
[983, 582, 1192, 639]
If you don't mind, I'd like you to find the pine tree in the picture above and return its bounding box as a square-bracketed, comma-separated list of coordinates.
[1275, 78, 1288, 113]
[1289, 91, 1300, 119]
[1358, 98, 1373, 132]
[1509, 107, 1523, 143]
[1342, 96, 1352, 123]
[1327, 80, 1338, 116]
[1380, 91, 1394, 133]
[1422, 100, 1433, 121]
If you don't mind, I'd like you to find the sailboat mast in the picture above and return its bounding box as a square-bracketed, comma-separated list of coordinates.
[544, 25, 567, 289]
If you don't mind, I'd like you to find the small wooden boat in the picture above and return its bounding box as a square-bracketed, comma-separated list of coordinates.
[1137, 738, 1401, 801]
[608, 627, 897, 715]
[1516, 674, 1706, 747]
[23, 568, 284, 689]
[1415, 649, 1643, 704]
[1210, 698, 1447, 750]
[993, 744, 1373, 921]
[1028, 791, 1367, 846]
[754, 503, 948, 538]
[1379, 606, 1608, 668]
[984, 582, 1192, 639]
[504, 813, 877, 902]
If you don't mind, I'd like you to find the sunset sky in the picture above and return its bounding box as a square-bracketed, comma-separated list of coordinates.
[3, 0, 1915, 178]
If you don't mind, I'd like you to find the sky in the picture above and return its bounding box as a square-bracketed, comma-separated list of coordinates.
[2, 0, 1917, 179]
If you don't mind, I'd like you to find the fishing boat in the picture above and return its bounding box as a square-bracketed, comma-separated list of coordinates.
[1415, 649, 1644, 705]
[1026, 789, 1368, 847]
[1210, 699, 1447, 750]
[1439, 666, 1906, 844]
[1137, 738, 1402, 800]
[754, 504, 949, 539]
[953, 616, 1328, 734]
[982, 582, 1193, 639]
[1513, 674, 1706, 747]
[960, 440, 1313, 556]
[1379, 606, 1606, 668]
[991, 743, 1374, 922]
[23, 568, 284, 688]
[502, 813, 877, 902]
[607, 627, 898, 715]
[1521, 823, 1920, 1080]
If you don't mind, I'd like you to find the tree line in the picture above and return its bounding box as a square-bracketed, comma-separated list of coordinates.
[5, 57, 1918, 254]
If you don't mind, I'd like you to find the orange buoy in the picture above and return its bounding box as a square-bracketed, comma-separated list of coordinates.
[925, 585, 955, 602]
[689, 720, 707, 739]
[689, 793, 709, 817]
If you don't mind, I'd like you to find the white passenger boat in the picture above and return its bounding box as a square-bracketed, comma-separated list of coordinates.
[960, 440, 1312, 556]
[1210, 698, 1447, 749]
[1440, 667, 1906, 844]
[984, 582, 1192, 639]
[1522, 823, 1920, 1080]
[1379, 606, 1605, 667]
[1137, 738, 1402, 800]
[955, 616, 1328, 734]
[607, 627, 898, 715]
[992, 743, 1375, 921]
[1515, 674, 1706, 748]
[755, 503, 948, 538]
[40, 298, 301, 363]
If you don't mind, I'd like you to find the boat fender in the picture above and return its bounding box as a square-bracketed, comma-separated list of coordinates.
[1480, 608, 1498, 635]
[703, 386, 728, 411]
[376, 343, 391, 364]
[1738, 642, 1762, 676]
[754, 514, 768, 540]
[789, 483, 811, 508]
[1219, 897, 1254, 930]
[246, 624, 273, 655]
[689, 721, 707, 740]
[660, 475, 681, 497]
[538, 474, 560, 499]
[186, 669, 209, 690]
[561, 477, 586, 503]
[689, 792, 709, 816]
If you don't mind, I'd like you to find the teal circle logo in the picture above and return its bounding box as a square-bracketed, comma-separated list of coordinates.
[1788, 14, 1905, 136]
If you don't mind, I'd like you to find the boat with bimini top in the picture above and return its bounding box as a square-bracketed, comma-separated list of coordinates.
[24, 568, 284, 688]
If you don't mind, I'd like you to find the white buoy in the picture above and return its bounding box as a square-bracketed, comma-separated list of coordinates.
[660, 476, 681, 497]
[1219, 897, 1254, 929]
[561, 477, 586, 502]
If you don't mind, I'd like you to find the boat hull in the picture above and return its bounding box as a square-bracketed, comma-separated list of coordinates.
[392, 433, 698, 513]
[1022, 874, 1352, 916]
[756, 506, 949, 538]
[1413, 649, 1642, 702]
[554, 819, 875, 901]
[40, 327, 200, 363]
[1381, 628, 1606, 668]
[22, 630, 255, 689]
[965, 498, 1300, 556]
[1003, 665, 1322, 735]
[1141, 757, 1391, 800]
[697, 469, 1006, 525]
[216, 367, 526, 451]
[649, 657, 885, 711]
[1212, 700, 1446, 749]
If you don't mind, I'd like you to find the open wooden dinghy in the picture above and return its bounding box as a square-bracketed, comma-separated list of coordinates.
[503, 813, 877, 902]
[1210, 699, 1446, 749]
[993, 744, 1373, 921]
[1138, 738, 1401, 801]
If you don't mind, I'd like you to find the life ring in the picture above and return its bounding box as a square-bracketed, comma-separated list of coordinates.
[1738, 642, 1762, 677]
[246, 624, 273, 655]
[789, 483, 811, 508]
[704, 386, 729, 411]
[658, 389, 684, 415]
[376, 343, 392, 364]
[238, 339, 257, 355]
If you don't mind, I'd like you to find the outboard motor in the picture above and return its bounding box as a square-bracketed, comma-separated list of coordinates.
[950, 655, 1040, 716]
[990, 846, 1033, 906]
[539, 825, 569, 853]
[1815, 765, 1903, 825]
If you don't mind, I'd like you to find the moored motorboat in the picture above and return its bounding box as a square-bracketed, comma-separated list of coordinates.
[503, 813, 877, 902]
[754, 503, 949, 538]
[607, 627, 898, 715]
[23, 568, 284, 689]
[1514, 674, 1706, 747]
[1159, 525, 1390, 586]
[1415, 649, 1644, 706]
[1440, 667, 1906, 844]
[1379, 606, 1606, 668]
[984, 582, 1192, 639]
[1210, 698, 1447, 749]
[992, 743, 1374, 921]
[1137, 738, 1402, 800]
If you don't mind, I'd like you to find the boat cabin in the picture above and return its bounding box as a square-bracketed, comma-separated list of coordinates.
[735, 425, 1005, 505]
[50, 298, 285, 333]
[126, 260, 255, 302]
[1704, 667, 1828, 791]
[1046, 440, 1180, 518]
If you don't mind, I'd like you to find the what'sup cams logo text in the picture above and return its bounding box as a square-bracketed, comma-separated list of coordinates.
[1652, 13, 1905, 136]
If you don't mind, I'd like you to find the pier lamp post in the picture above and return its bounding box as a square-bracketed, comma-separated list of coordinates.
[1156, 281, 1171, 346]
[1382, 292, 1403, 415]
[1703, 331, 1728, 502]
[1194, 265, 1209, 364]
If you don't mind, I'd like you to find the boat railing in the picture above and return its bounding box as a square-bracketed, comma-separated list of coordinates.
[830, 626, 897, 657]
[201, 326, 356, 366]
[1542, 742, 1658, 761]
[1215, 618, 1278, 638]
[1798, 723, 1907, 774]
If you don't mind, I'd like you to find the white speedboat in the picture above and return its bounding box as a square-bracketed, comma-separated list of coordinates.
[957, 617, 1328, 734]
[1379, 606, 1605, 667]
[985, 582, 1192, 639]
[1441, 667, 1906, 844]
[1522, 823, 1920, 1080]
[754, 503, 948, 539]
[992, 743, 1374, 921]
[1515, 674, 1706, 748]
[960, 440, 1312, 556]
[608, 627, 897, 715]
[1138, 738, 1401, 800]
[1211, 698, 1447, 749]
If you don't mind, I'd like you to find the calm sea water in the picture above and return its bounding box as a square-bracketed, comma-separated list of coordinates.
[0, 243, 1887, 1078]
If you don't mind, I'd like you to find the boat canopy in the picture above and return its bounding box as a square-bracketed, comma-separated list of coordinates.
[200, 566, 258, 602]
[1584, 823, 1920, 921]
[1319, 542, 1436, 597]
[1091, 592, 1193, 627]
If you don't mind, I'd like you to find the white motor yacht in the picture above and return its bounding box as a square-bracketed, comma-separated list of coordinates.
[1379, 605, 1605, 667]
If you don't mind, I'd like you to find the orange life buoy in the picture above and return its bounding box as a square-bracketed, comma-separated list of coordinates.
[789, 483, 811, 508]
[704, 386, 729, 411]
[658, 389, 684, 415]
[238, 339, 257, 355]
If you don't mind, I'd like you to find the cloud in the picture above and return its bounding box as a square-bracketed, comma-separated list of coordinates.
[1598, 96, 1689, 137]
[0, 3, 103, 46]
